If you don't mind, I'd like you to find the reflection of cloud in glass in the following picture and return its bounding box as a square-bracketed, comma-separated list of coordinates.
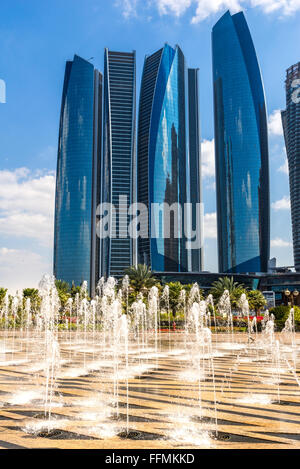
[292, 79, 300, 104]
[0, 79, 6, 103]
[242, 172, 252, 209]
[161, 109, 168, 174]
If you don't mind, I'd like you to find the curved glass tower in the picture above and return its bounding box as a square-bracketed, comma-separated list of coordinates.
[54, 55, 102, 293]
[137, 44, 188, 272]
[212, 11, 270, 273]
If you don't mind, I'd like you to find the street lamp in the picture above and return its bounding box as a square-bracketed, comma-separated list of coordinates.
[284, 289, 291, 305]
[284, 289, 299, 305]
[293, 290, 299, 305]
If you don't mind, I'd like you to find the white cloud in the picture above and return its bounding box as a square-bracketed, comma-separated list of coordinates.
[0, 168, 55, 247]
[201, 139, 215, 178]
[271, 237, 292, 248]
[271, 195, 290, 211]
[156, 0, 193, 17]
[204, 212, 217, 239]
[191, 0, 242, 23]
[268, 109, 284, 136]
[116, 0, 139, 18]
[0, 247, 51, 293]
[250, 0, 300, 16]
[117, 0, 300, 22]
[187, 0, 300, 20]
[278, 158, 289, 175]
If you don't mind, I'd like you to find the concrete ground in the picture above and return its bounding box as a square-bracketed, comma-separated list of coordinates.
[0, 332, 299, 449]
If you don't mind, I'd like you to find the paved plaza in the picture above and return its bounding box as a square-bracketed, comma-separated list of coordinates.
[0, 332, 299, 449]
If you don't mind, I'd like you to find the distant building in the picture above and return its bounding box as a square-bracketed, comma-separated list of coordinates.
[101, 50, 136, 278]
[281, 62, 300, 272]
[154, 271, 300, 306]
[54, 55, 102, 295]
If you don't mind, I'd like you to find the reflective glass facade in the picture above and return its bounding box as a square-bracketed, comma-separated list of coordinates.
[54, 55, 102, 293]
[188, 68, 203, 271]
[137, 44, 188, 272]
[102, 50, 136, 278]
[212, 11, 270, 274]
[282, 63, 300, 271]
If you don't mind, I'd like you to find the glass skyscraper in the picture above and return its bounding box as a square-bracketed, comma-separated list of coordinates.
[212, 11, 270, 274]
[54, 55, 102, 294]
[102, 50, 136, 278]
[188, 68, 203, 271]
[282, 62, 300, 271]
[137, 44, 189, 272]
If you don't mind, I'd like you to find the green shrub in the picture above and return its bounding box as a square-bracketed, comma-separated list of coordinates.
[269, 305, 300, 331]
[174, 310, 185, 322]
[269, 305, 290, 320]
[159, 311, 170, 322]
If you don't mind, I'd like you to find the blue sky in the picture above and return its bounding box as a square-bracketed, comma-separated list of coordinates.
[0, 0, 299, 291]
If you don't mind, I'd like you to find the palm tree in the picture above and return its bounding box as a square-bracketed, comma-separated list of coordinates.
[55, 280, 70, 294]
[210, 276, 245, 304]
[247, 290, 267, 313]
[124, 264, 157, 292]
[0, 288, 7, 309]
[23, 288, 41, 315]
[55, 280, 71, 308]
[23, 288, 40, 302]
